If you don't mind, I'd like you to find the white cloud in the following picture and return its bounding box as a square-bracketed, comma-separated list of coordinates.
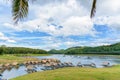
[62, 16, 96, 36]
[93, 0, 120, 31]
[4, 0, 96, 37]
[94, 16, 120, 31]
[1, 0, 120, 49]
[96, 0, 120, 16]
[0, 0, 7, 6]
[0, 1, 11, 10]
[0, 32, 16, 43]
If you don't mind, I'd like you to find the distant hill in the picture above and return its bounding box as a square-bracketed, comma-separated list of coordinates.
[49, 42, 120, 55]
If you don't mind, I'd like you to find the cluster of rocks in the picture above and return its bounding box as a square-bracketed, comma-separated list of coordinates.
[0, 58, 111, 76]
[24, 58, 60, 65]
[41, 62, 74, 71]
[101, 62, 110, 67]
[40, 61, 111, 71]
[0, 62, 24, 80]
[26, 59, 110, 73]
[77, 62, 96, 67]
[0, 58, 60, 72]
[0, 62, 19, 72]
[25, 58, 61, 73]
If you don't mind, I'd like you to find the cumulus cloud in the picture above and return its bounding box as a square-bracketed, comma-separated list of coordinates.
[1, 0, 120, 49]
[94, 16, 120, 31]
[4, 0, 96, 37]
[93, 0, 120, 31]
[96, 0, 120, 16]
[62, 16, 96, 36]
[0, 32, 16, 43]
[3, 0, 120, 33]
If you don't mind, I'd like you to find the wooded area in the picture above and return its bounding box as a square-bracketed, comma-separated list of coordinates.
[49, 42, 120, 55]
[0, 45, 48, 54]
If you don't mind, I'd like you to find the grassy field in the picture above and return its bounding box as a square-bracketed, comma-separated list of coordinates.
[11, 53, 50, 57]
[12, 65, 120, 80]
[0, 54, 49, 64]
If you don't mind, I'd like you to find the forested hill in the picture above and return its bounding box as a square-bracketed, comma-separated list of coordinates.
[49, 42, 120, 55]
[0, 46, 48, 54]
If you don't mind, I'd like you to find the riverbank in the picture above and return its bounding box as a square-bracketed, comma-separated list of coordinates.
[0, 54, 120, 79]
[11, 65, 120, 80]
[0, 54, 50, 64]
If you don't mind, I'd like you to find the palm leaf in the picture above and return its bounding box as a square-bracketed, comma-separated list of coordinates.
[12, 0, 29, 24]
[90, 0, 97, 18]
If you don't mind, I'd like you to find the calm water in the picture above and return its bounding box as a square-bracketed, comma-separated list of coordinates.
[1, 54, 120, 79]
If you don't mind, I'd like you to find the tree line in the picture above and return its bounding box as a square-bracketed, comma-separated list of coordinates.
[1, 42, 120, 55]
[0, 45, 48, 55]
[49, 42, 120, 55]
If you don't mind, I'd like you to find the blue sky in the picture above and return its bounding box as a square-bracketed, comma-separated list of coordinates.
[0, 0, 120, 50]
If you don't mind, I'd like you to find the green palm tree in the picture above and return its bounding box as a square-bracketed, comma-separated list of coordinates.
[12, 0, 29, 23]
[12, 0, 97, 23]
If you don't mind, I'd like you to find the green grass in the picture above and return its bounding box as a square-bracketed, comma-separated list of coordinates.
[0, 54, 49, 64]
[11, 53, 50, 57]
[12, 65, 120, 80]
[0, 54, 24, 64]
[0, 55, 22, 60]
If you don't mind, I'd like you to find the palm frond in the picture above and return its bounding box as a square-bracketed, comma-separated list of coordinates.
[90, 0, 97, 18]
[12, 0, 29, 24]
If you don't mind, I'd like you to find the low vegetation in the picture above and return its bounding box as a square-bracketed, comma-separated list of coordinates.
[12, 65, 120, 80]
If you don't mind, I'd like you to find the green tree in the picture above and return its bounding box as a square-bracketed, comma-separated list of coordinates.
[0, 45, 7, 54]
